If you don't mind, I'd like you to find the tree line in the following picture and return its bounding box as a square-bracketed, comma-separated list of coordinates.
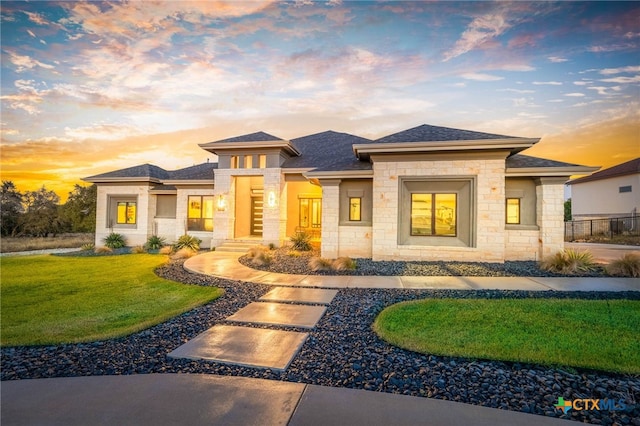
[1, 181, 96, 237]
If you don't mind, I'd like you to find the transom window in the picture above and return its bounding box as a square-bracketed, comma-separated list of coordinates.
[300, 198, 321, 229]
[410, 193, 456, 236]
[187, 196, 214, 231]
[117, 201, 136, 225]
[506, 198, 521, 224]
[349, 197, 361, 221]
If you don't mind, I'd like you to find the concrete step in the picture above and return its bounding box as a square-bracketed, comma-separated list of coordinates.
[215, 241, 260, 253]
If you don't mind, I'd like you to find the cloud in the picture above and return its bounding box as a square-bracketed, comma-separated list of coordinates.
[565, 93, 585, 97]
[600, 75, 640, 84]
[460, 72, 503, 81]
[6, 50, 55, 72]
[499, 88, 535, 94]
[548, 56, 568, 63]
[599, 65, 640, 75]
[573, 81, 590, 86]
[533, 81, 562, 85]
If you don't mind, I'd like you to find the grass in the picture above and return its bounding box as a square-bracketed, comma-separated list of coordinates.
[373, 298, 640, 374]
[0, 254, 223, 346]
[0, 233, 94, 253]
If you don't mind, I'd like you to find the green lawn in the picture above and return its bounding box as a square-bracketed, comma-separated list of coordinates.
[373, 298, 640, 374]
[1, 254, 223, 346]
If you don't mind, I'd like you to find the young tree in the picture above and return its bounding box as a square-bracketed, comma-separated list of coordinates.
[60, 184, 97, 232]
[1, 181, 23, 236]
[564, 198, 572, 222]
[20, 186, 63, 237]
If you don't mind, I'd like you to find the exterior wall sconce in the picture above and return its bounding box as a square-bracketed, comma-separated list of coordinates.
[267, 190, 277, 208]
[217, 194, 226, 211]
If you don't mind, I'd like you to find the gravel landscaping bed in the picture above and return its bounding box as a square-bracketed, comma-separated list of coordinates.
[239, 247, 608, 277]
[2, 260, 637, 425]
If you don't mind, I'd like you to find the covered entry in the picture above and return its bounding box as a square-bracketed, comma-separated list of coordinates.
[234, 176, 264, 238]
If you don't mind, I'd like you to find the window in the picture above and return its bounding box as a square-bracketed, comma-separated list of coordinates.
[299, 198, 322, 228]
[349, 197, 361, 221]
[410, 193, 456, 236]
[187, 196, 214, 231]
[156, 195, 176, 218]
[117, 201, 136, 224]
[230, 156, 239, 169]
[619, 185, 632, 193]
[244, 155, 253, 168]
[259, 155, 267, 168]
[506, 198, 521, 224]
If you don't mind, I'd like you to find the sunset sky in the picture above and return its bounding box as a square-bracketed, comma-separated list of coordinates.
[1, 1, 638, 201]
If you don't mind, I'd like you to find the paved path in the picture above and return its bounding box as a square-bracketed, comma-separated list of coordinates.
[184, 251, 640, 291]
[1, 374, 572, 425]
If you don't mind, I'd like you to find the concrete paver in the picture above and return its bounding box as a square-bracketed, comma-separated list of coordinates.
[530, 276, 640, 292]
[1, 374, 304, 426]
[227, 302, 327, 329]
[260, 287, 338, 304]
[167, 325, 308, 370]
[462, 276, 553, 291]
[400, 276, 474, 289]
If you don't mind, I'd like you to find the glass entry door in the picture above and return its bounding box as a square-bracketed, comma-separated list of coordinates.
[251, 196, 263, 236]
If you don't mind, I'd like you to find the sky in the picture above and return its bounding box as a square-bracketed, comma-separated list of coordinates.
[1, 1, 639, 201]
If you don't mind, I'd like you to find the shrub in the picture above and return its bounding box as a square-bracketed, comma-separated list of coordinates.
[103, 232, 126, 249]
[309, 256, 332, 272]
[172, 248, 197, 259]
[94, 246, 113, 254]
[246, 246, 272, 266]
[540, 249, 596, 274]
[290, 231, 312, 251]
[332, 256, 357, 271]
[80, 243, 95, 251]
[145, 235, 166, 250]
[159, 246, 174, 255]
[606, 253, 640, 278]
[173, 234, 201, 251]
[131, 245, 147, 254]
[287, 250, 302, 257]
[268, 243, 276, 250]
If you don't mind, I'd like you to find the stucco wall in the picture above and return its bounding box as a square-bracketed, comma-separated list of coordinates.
[572, 174, 640, 219]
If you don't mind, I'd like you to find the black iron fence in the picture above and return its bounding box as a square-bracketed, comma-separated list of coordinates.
[565, 215, 640, 241]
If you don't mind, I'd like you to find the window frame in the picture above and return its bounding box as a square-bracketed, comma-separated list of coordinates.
[505, 198, 521, 225]
[348, 197, 361, 221]
[187, 195, 214, 232]
[619, 185, 632, 193]
[116, 201, 137, 225]
[299, 197, 322, 229]
[410, 192, 457, 237]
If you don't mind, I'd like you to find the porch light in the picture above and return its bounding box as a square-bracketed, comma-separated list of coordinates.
[267, 190, 277, 208]
[217, 194, 226, 211]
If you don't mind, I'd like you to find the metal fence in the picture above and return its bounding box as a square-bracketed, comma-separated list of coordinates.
[565, 215, 640, 241]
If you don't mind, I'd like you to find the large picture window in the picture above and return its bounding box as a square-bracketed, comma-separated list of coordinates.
[299, 198, 321, 229]
[188, 196, 214, 231]
[410, 193, 456, 236]
[117, 201, 136, 225]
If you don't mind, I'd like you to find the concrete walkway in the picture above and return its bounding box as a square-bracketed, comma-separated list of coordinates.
[184, 251, 640, 291]
[1, 373, 572, 425]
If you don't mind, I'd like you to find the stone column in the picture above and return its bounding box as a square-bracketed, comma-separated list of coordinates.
[211, 170, 233, 247]
[536, 177, 567, 258]
[262, 169, 283, 247]
[319, 179, 341, 259]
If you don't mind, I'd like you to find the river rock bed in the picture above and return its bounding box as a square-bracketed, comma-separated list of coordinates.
[2, 260, 637, 425]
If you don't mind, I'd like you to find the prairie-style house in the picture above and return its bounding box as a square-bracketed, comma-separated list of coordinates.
[84, 124, 596, 262]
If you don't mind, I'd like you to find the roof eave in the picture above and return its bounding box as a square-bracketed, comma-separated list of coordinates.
[163, 180, 214, 186]
[199, 140, 301, 156]
[507, 166, 599, 178]
[82, 177, 162, 184]
[303, 170, 374, 180]
[353, 138, 539, 159]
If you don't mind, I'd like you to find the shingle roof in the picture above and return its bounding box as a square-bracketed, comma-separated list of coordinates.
[168, 162, 217, 180]
[209, 131, 283, 144]
[506, 154, 585, 169]
[283, 131, 372, 171]
[568, 157, 640, 185]
[84, 163, 170, 181]
[373, 124, 520, 143]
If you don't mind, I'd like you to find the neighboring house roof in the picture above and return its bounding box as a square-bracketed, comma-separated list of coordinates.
[567, 157, 640, 185]
[83, 162, 216, 183]
[284, 131, 372, 172]
[373, 124, 519, 143]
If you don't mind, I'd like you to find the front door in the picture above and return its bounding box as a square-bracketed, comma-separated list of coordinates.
[250, 196, 263, 236]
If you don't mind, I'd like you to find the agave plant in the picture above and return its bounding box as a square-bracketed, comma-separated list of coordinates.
[102, 232, 126, 249]
[173, 234, 202, 251]
[145, 235, 166, 250]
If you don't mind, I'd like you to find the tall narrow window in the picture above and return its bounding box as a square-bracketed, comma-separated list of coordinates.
[349, 197, 361, 221]
[117, 201, 136, 224]
[259, 155, 267, 168]
[230, 156, 239, 169]
[244, 155, 253, 168]
[506, 198, 520, 224]
[188, 196, 214, 231]
[299, 198, 322, 229]
[411, 193, 456, 236]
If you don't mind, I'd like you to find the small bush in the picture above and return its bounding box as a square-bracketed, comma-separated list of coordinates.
[80, 243, 95, 251]
[333, 256, 357, 271]
[309, 256, 332, 272]
[159, 246, 174, 255]
[287, 250, 302, 257]
[103, 233, 126, 249]
[290, 231, 312, 251]
[94, 246, 113, 254]
[145, 235, 166, 250]
[246, 246, 267, 259]
[268, 243, 276, 250]
[540, 249, 596, 274]
[174, 234, 201, 251]
[131, 245, 147, 254]
[172, 248, 197, 259]
[606, 253, 640, 278]
[251, 250, 272, 266]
